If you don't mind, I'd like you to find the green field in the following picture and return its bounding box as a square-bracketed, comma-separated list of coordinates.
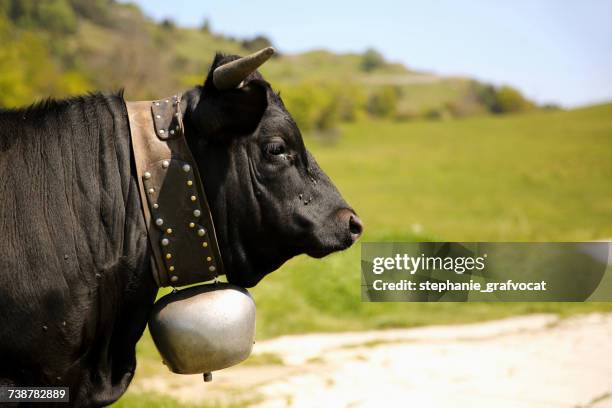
[131, 103, 612, 374]
[250, 103, 612, 337]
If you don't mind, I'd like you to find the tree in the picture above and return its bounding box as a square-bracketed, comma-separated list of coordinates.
[0, 15, 29, 107]
[494, 86, 535, 113]
[366, 86, 399, 118]
[471, 81, 535, 114]
[0, 0, 10, 16]
[471, 81, 498, 112]
[37, 0, 77, 33]
[160, 18, 175, 30]
[241, 35, 273, 52]
[69, 0, 112, 26]
[360, 48, 385, 72]
[7, 0, 37, 26]
[200, 18, 211, 33]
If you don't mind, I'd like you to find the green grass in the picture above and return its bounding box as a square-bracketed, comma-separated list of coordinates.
[111, 393, 207, 408]
[239, 352, 284, 366]
[112, 393, 251, 408]
[319, 103, 612, 241]
[249, 103, 612, 335]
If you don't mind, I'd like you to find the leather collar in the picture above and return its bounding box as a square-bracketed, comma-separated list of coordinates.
[126, 95, 224, 287]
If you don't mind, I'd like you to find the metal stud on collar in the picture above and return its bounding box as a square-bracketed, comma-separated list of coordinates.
[151, 94, 184, 141]
[129, 97, 223, 287]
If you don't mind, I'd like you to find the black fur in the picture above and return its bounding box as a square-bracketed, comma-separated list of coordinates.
[0, 93, 156, 406]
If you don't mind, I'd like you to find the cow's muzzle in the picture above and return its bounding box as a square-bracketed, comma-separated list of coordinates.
[307, 208, 363, 258]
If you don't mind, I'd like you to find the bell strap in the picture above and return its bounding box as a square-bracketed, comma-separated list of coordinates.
[126, 95, 224, 287]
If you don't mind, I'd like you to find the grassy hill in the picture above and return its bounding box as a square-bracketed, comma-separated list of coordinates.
[1, 0, 535, 128]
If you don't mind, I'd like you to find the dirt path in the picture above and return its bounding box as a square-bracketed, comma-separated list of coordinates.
[131, 313, 612, 407]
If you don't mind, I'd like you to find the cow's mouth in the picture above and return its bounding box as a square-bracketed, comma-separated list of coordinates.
[306, 248, 337, 258]
[306, 237, 355, 258]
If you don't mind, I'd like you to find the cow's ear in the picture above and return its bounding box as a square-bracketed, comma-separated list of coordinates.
[190, 79, 268, 142]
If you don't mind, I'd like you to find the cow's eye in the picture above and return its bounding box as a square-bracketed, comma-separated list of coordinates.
[264, 142, 286, 156]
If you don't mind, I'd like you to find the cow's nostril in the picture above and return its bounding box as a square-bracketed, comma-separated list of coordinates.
[349, 214, 363, 239]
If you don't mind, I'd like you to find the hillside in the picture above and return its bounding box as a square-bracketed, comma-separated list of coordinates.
[0, 0, 536, 130]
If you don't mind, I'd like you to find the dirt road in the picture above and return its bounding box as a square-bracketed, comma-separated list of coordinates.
[131, 313, 612, 407]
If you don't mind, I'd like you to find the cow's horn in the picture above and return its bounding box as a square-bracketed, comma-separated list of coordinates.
[213, 47, 275, 90]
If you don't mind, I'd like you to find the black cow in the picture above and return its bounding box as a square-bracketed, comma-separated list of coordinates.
[0, 49, 362, 406]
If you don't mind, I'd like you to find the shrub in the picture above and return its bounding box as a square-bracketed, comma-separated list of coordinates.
[360, 48, 385, 72]
[160, 18, 175, 30]
[541, 103, 562, 111]
[330, 83, 367, 122]
[241, 35, 273, 52]
[37, 0, 77, 33]
[494, 85, 535, 113]
[6, 0, 77, 33]
[423, 107, 451, 121]
[69, 0, 111, 26]
[200, 18, 211, 33]
[471, 81, 535, 114]
[280, 83, 318, 131]
[471, 81, 498, 112]
[366, 86, 399, 118]
[278, 81, 368, 132]
[0, 0, 9, 16]
[394, 107, 420, 122]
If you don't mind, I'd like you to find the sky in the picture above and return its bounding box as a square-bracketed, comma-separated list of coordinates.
[124, 0, 612, 108]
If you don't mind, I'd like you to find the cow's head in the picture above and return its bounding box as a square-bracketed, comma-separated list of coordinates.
[182, 47, 362, 287]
